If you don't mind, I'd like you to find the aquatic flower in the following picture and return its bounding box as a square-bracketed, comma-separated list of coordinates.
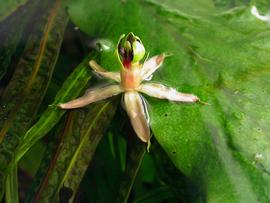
[59, 33, 200, 147]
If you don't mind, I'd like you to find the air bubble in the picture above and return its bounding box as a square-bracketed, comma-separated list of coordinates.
[89, 39, 113, 52]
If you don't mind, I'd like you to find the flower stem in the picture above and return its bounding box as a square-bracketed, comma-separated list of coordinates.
[117, 123, 146, 203]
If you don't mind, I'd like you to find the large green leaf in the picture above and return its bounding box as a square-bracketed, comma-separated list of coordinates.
[67, 0, 270, 202]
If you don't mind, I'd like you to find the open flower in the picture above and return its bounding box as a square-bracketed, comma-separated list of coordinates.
[59, 33, 199, 146]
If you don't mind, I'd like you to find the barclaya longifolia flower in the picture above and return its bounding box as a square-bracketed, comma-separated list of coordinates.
[59, 33, 202, 149]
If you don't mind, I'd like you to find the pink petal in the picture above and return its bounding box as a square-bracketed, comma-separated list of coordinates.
[139, 83, 199, 102]
[123, 91, 150, 143]
[59, 85, 123, 109]
[89, 60, 121, 82]
[140, 54, 165, 81]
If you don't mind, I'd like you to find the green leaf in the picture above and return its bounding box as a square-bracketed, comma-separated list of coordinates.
[117, 122, 146, 203]
[0, 0, 29, 22]
[5, 163, 18, 203]
[0, 1, 68, 199]
[19, 141, 47, 177]
[15, 54, 93, 162]
[136, 141, 196, 202]
[25, 100, 117, 203]
[0, 0, 41, 80]
[0, 0, 68, 142]
[11, 56, 93, 200]
[81, 126, 127, 203]
[133, 186, 175, 203]
[23, 119, 68, 203]
[67, 0, 270, 202]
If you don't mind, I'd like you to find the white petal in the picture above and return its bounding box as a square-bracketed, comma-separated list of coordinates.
[140, 54, 165, 81]
[251, 6, 270, 22]
[89, 60, 121, 82]
[124, 91, 150, 143]
[139, 83, 199, 103]
[59, 85, 123, 109]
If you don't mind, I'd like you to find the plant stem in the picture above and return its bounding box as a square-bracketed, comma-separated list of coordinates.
[117, 123, 147, 203]
[5, 162, 19, 203]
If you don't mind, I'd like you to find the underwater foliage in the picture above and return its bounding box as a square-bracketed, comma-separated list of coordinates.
[0, 0, 270, 202]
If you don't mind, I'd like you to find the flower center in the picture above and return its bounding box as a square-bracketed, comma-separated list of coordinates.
[123, 59, 132, 69]
[117, 32, 145, 69]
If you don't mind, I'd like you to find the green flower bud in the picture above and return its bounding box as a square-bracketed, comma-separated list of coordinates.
[117, 32, 145, 68]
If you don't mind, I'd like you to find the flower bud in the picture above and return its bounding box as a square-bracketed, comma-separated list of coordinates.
[117, 32, 145, 68]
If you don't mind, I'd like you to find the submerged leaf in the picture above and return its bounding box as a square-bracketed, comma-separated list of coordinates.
[15, 54, 93, 162]
[0, 0, 41, 80]
[0, 0, 29, 22]
[68, 0, 270, 202]
[117, 122, 146, 203]
[0, 0, 68, 199]
[26, 99, 117, 203]
[5, 163, 18, 203]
